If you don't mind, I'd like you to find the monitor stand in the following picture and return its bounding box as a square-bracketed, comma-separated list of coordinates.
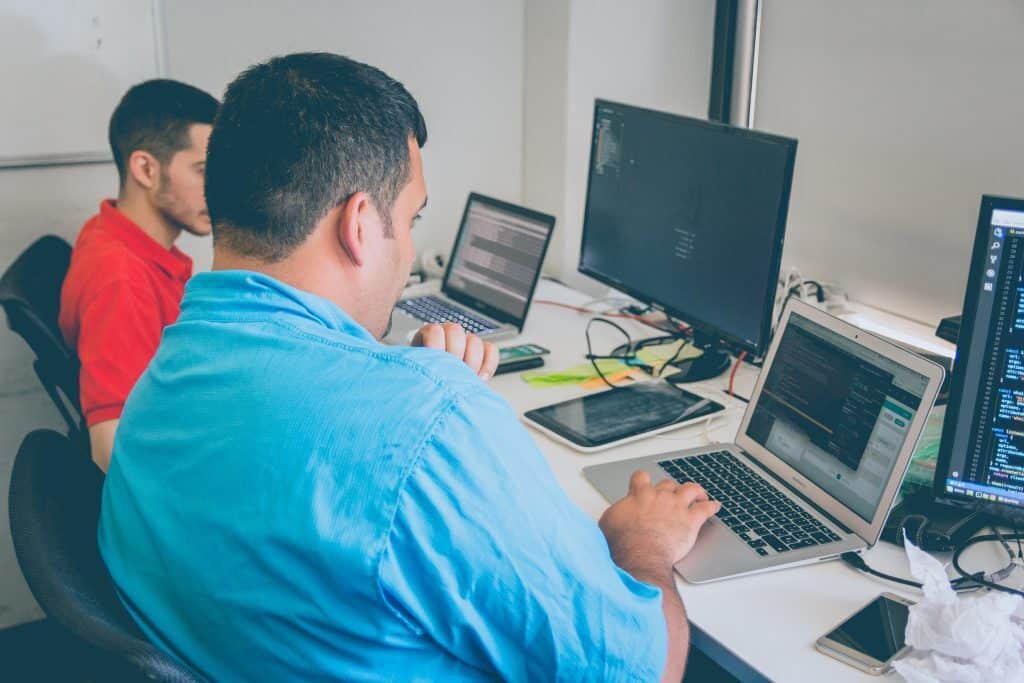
[666, 332, 732, 383]
[667, 348, 731, 383]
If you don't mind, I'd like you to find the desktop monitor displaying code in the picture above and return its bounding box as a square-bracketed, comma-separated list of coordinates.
[578, 100, 797, 353]
[939, 198, 1024, 515]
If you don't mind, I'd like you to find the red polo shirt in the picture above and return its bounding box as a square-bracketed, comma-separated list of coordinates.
[59, 200, 193, 426]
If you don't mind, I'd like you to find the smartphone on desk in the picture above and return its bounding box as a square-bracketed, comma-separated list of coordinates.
[495, 344, 549, 376]
[814, 592, 914, 675]
[498, 343, 549, 363]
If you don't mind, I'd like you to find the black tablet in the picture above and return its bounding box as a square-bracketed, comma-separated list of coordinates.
[523, 381, 725, 452]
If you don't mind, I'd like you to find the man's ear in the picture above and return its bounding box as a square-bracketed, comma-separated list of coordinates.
[336, 191, 375, 267]
[126, 150, 161, 191]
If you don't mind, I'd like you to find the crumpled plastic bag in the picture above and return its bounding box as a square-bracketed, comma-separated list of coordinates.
[892, 537, 1024, 682]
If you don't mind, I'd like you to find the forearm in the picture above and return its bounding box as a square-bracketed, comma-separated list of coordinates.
[598, 473, 718, 681]
[88, 419, 118, 472]
[622, 564, 689, 683]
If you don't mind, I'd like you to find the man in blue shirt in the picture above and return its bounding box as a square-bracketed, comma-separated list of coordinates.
[99, 52, 720, 682]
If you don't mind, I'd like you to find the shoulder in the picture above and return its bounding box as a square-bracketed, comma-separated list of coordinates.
[221, 319, 504, 451]
[386, 344, 491, 397]
[373, 347, 534, 475]
[67, 229, 153, 296]
[284, 322, 492, 407]
[367, 344, 510, 432]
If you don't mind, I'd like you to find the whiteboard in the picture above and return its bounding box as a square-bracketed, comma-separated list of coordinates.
[0, 0, 163, 166]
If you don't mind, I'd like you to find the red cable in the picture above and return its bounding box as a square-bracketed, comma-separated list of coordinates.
[729, 352, 746, 397]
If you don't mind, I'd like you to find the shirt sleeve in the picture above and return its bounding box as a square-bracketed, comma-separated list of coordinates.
[77, 279, 163, 425]
[377, 387, 667, 682]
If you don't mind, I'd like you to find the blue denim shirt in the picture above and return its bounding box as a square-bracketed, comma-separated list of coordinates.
[98, 271, 666, 682]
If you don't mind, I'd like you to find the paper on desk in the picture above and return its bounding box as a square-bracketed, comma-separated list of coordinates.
[892, 537, 1024, 683]
[521, 358, 641, 387]
[521, 342, 703, 388]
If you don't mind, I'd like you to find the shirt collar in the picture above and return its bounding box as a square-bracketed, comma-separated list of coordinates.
[179, 270, 378, 343]
[98, 200, 193, 283]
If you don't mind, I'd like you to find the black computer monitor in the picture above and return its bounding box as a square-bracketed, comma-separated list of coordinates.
[935, 195, 1024, 524]
[578, 100, 797, 380]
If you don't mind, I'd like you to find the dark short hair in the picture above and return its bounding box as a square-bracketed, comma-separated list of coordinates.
[108, 79, 219, 185]
[205, 52, 428, 262]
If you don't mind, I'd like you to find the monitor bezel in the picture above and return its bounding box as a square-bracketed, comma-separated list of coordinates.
[576, 99, 797, 355]
[933, 194, 1024, 524]
[441, 192, 556, 330]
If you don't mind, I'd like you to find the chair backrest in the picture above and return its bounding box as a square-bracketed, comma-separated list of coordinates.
[0, 236, 84, 443]
[8, 429, 205, 683]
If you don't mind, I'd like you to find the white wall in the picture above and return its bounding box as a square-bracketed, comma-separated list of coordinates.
[523, 0, 570, 267]
[525, 0, 715, 293]
[165, 0, 525, 263]
[755, 0, 1024, 325]
[0, 0, 525, 629]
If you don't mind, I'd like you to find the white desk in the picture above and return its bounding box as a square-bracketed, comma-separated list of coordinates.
[490, 279, 1000, 682]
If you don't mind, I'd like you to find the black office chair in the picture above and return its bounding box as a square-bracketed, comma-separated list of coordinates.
[8, 429, 205, 682]
[0, 236, 85, 447]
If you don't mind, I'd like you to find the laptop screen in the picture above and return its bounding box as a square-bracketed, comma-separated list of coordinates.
[744, 313, 930, 522]
[444, 196, 554, 323]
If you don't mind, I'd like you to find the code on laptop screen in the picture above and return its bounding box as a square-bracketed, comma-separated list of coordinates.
[446, 199, 552, 321]
[745, 314, 928, 521]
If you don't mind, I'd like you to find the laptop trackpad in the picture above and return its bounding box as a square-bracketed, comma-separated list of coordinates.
[676, 519, 767, 583]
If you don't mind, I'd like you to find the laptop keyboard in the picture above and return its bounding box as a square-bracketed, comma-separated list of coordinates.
[396, 295, 500, 335]
[658, 450, 842, 556]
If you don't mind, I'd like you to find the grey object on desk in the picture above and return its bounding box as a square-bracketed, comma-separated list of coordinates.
[494, 356, 544, 376]
[418, 248, 447, 279]
[585, 299, 945, 584]
[384, 193, 555, 345]
[935, 315, 960, 345]
[524, 381, 725, 453]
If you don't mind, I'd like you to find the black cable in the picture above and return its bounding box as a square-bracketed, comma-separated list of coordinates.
[789, 280, 826, 303]
[840, 552, 980, 592]
[584, 317, 628, 389]
[766, 279, 829, 352]
[610, 333, 684, 356]
[842, 510, 985, 591]
[771, 289, 798, 344]
[597, 313, 692, 385]
[952, 532, 1024, 597]
[584, 317, 653, 389]
[991, 525, 1015, 560]
[845, 528, 1024, 596]
[583, 317, 709, 430]
[840, 552, 925, 589]
[621, 303, 654, 316]
[656, 336, 691, 378]
[900, 513, 930, 550]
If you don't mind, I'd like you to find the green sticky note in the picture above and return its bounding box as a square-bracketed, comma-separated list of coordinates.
[522, 358, 631, 386]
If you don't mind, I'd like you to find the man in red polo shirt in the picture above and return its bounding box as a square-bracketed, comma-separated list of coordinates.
[60, 80, 219, 471]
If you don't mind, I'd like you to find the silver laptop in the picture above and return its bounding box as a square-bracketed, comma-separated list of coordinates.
[584, 300, 944, 583]
[384, 193, 555, 344]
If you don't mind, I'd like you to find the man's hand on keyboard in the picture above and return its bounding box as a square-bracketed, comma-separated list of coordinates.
[412, 322, 499, 381]
[599, 470, 721, 580]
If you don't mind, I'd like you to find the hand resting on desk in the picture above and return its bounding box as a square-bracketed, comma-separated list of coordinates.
[412, 322, 499, 381]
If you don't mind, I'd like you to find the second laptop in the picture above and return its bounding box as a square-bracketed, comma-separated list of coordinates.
[384, 193, 555, 344]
